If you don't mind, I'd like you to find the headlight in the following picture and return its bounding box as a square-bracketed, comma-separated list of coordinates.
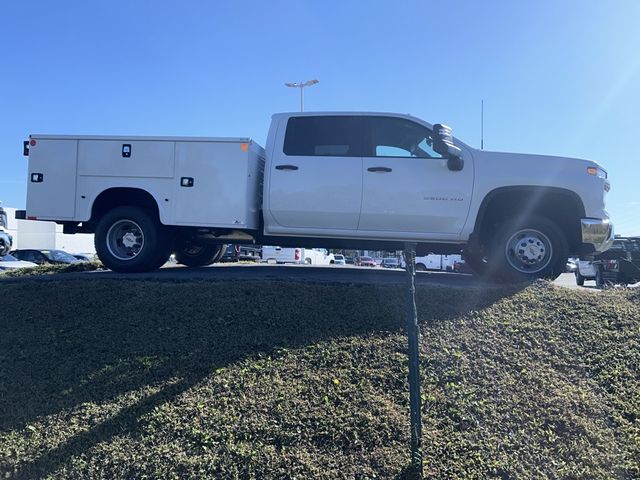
[587, 166, 607, 179]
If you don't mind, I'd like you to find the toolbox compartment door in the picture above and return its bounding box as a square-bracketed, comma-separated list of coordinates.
[173, 141, 252, 227]
[78, 140, 175, 178]
[27, 139, 78, 220]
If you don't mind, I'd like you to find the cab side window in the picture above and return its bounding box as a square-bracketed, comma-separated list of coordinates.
[283, 116, 363, 157]
[367, 117, 443, 158]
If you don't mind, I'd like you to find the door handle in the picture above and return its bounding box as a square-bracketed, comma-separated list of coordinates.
[275, 164, 299, 171]
[367, 166, 392, 173]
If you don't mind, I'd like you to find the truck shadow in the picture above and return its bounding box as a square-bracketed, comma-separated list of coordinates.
[1, 279, 527, 478]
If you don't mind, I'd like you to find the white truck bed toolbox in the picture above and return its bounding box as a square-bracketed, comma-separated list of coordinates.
[26, 135, 265, 229]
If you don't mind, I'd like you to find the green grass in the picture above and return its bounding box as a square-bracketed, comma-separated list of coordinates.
[0, 279, 638, 479]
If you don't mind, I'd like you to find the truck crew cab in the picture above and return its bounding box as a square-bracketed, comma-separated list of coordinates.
[18, 112, 614, 280]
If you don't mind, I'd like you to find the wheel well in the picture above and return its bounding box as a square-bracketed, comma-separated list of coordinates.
[473, 187, 585, 254]
[90, 188, 160, 225]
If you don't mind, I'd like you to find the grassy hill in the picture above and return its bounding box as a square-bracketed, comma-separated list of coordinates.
[0, 279, 638, 479]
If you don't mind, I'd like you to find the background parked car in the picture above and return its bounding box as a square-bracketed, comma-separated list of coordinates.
[453, 260, 474, 274]
[72, 254, 93, 262]
[221, 244, 261, 262]
[0, 253, 38, 272]
[575, 259, 598, 286]
[381, 258, 401, 268]
[0, 229, 12, 256]
[10, 249, 81, 265]
[575, 237, 640, 287]
[355, 256, 376, 267]
[332, 254, 346, 265]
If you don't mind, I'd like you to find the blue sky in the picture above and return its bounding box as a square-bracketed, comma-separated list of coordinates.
[1, 0, 639, 234]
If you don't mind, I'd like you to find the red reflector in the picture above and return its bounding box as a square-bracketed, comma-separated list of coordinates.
[295, 249, 301, 260]
[30, 139, 36, 146]
[27, 216, 38, 220]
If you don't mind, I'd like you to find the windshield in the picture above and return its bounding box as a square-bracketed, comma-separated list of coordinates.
[0, 254, 18, 261]
[334, 255, 344, 260]
[610, 240, 626, 250]
[44, 250, 79, 262]
[625, 239, 640, 252]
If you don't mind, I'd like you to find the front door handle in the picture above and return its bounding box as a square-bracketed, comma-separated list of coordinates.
[367, 166, 392, 173]
[275, 164, 299, 171]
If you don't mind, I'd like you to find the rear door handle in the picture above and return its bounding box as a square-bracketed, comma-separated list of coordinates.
[275, 164, 299, 171]
[367, 166, 392, 173]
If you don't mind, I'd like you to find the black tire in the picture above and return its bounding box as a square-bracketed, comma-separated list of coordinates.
[95, 206, 172, 273]
[595, 266, 604, 289]
[213, 244, 228, 263]
[415, 263, 427, 272]
[175, 242, 224, 267]
[575, 271, 585, 286]
[488, 216, 568, 282]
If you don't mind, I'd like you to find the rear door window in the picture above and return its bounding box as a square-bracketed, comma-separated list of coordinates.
[283, 116, 363, 157]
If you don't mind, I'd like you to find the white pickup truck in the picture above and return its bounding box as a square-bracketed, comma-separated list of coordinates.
[18, 112, 613, 280]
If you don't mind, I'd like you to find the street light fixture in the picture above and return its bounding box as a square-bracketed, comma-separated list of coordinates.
[284, 79, 319, 112]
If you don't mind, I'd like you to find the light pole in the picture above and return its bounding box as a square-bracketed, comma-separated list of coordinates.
[285, 79, 319, 112]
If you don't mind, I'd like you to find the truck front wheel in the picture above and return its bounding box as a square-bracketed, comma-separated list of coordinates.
[488, 216, 568, 282]
[95, 206, 172, 273]
[174, 241, 225, 267]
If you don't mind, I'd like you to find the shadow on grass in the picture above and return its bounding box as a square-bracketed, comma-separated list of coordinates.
[1, 279, 525, 478]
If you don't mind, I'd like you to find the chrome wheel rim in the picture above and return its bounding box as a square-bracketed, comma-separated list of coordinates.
[106, 219, 145, 261]
[505, 228, 553, 274]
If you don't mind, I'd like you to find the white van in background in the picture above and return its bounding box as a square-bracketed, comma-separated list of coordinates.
[415, 254, 442, 271]
[262, 246, 334, 265]
[415, 254, 462, 271]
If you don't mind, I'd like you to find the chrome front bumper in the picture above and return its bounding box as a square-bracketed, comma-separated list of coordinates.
[581, 218, 614, 253]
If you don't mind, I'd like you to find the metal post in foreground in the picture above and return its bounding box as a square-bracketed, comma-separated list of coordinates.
[403, 243, 423, 477]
